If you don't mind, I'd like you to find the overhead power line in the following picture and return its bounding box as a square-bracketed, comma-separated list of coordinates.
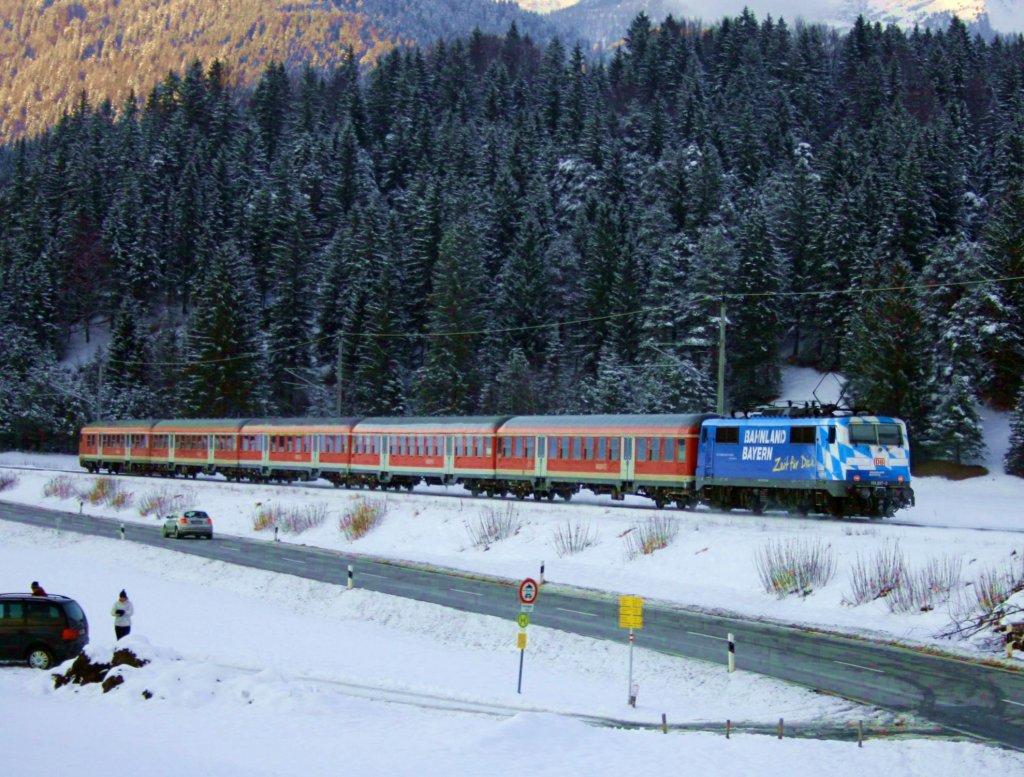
[106, 274, 1024, 368]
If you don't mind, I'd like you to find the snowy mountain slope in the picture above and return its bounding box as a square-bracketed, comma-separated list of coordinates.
[537, 0, 1023, 36]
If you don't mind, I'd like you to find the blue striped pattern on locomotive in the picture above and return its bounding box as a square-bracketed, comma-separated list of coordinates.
[821, 416, 911, 484]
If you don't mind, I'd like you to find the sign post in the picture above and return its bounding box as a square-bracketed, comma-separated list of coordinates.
[619, 595, 644, 706]
[516, 578, 539, 694]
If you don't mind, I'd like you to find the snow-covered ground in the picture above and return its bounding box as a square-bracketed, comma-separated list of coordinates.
[1, 368, 1022, 773]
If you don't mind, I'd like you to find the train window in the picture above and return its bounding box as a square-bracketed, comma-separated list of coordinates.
[651, 438, 660, 461]
[716, 427, 739, 444]
[623, 438, 632, 461]
[477, 436, 485, 457]
[828, 427, 836, 445]
[584, 437, 593, 460]
[663, 438, 674, 462]
[547, 437, 557, 460]
[516, 437, 524, 458]
[525, 436, 534, 458]
[455, 437, 462, 457]
[572, 437, 582, 459]
[877, 425, 903, 446]
[611, 438, 620, 460]
[597, 438, 607, 460]
[677, 439, 687, 462]
[636, 438, 647, 461]
[537, 437, 545, 458]
[790, 427, 815, 445]
[419, 436, 426, 456]
[486, 440, 492, 456]
[560, 437, 569, 460]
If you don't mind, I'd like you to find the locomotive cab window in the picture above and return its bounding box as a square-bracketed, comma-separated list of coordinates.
[716, 426, 739, 444]
[850, 424, 903, 447]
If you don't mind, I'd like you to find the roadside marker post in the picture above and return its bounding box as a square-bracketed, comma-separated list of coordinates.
[728, 633, 735, 673]
[119, 523, 125, 540]
[347, 564, 353, 590]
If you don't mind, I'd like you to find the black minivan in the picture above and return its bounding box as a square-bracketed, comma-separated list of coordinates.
[0, 593, 89, 669]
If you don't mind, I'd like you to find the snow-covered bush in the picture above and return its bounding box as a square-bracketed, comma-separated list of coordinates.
[0, 470, 18, 491]
[755, 538, 836, 598]
[886, 555, 963, 614]
[551, 520, 597, 557]
[340, 497, 387, 540]
[137, 487, 193, 518]
[623, 514, 678, 559]
[42, 475, 79, 499]
[253, 503, 328, 534]
[85, 477, 133, 509]
[465, 504, 521, 549]
[844, 541, 907, 605]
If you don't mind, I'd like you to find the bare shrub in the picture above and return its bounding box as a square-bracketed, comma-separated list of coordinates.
[84, 477, 132, 509]
[755, 538, 836, 598]
[552, 520, 597, 557]
[43, 475, 79, 499]
[623, 514, 678, 559]
[886, 555, 963, 614]
[137, 487, 193, 518]
[465, 504, 521, 549]
[943, 553, 1024, 639]
[844, 541, 907, 605]
[254, 503, 329, 534]
[0, 471, 18, 491]
[252, 503, 282, 532]
[340, 497, 387, 540]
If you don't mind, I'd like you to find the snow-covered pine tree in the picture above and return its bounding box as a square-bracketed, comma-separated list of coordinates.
[727, 195, 782, 410]
[181, 239, 266, 417]
[1006, 388, 1024, 477]
[416, 214, 487, 415]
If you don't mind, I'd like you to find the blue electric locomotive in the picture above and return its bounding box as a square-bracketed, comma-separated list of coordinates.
[695, 414, 914, 518]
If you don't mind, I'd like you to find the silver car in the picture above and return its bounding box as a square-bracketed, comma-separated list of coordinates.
[162, 509, 214, 539]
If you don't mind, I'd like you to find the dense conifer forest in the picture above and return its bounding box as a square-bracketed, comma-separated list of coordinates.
[1, 11, 1024, 471]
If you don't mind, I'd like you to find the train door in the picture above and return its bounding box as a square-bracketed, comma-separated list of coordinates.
[702, 427, 714, 477]
[622, 437, 635, 481]
[536, 436, 547, 479]
[444, 436, 455, 479]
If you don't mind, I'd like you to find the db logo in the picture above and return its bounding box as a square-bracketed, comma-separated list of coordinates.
[874, 457, 885, 467]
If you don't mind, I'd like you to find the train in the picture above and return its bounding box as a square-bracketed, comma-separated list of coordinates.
[78, 410, 915, 518]
[75, 409, 917, 520]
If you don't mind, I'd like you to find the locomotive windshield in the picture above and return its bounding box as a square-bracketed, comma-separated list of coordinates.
[849, 423, 903, 447]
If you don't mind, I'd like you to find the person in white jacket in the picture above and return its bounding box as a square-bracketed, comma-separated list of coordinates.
[111, 590, 133, 640]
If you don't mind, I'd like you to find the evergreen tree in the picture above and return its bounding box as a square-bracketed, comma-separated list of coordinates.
[417, 215, 487, 414]
[1006, 388, 1024, 477]
[181, 240, 265, 417]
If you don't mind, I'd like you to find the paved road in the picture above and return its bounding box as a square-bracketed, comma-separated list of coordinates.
[3, 499, 1023, 749]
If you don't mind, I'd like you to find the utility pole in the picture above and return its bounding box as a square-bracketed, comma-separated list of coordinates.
[716, 299, 727, 416]
[97, 359, 105, 420]
[335, 337, 344, 416]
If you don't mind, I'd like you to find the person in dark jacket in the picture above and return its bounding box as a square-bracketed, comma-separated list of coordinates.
[111, 590, 133, 639]
[30, 581, 46, 596]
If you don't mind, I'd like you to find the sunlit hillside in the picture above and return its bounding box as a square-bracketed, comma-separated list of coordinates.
[0, 0, 395, 143]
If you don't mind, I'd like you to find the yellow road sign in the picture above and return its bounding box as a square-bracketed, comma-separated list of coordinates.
[517, 631, 528, 650]
[619, 595, 644, 629]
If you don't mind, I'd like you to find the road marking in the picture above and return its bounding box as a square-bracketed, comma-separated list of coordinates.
[1004, 699, 1024, 708]
[687, 631, 726, 641]
[452, 588, 482, 596]
[556, 608, 597, 617]
[834, 660, 884, 674]
[359, 572, 386, 579]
